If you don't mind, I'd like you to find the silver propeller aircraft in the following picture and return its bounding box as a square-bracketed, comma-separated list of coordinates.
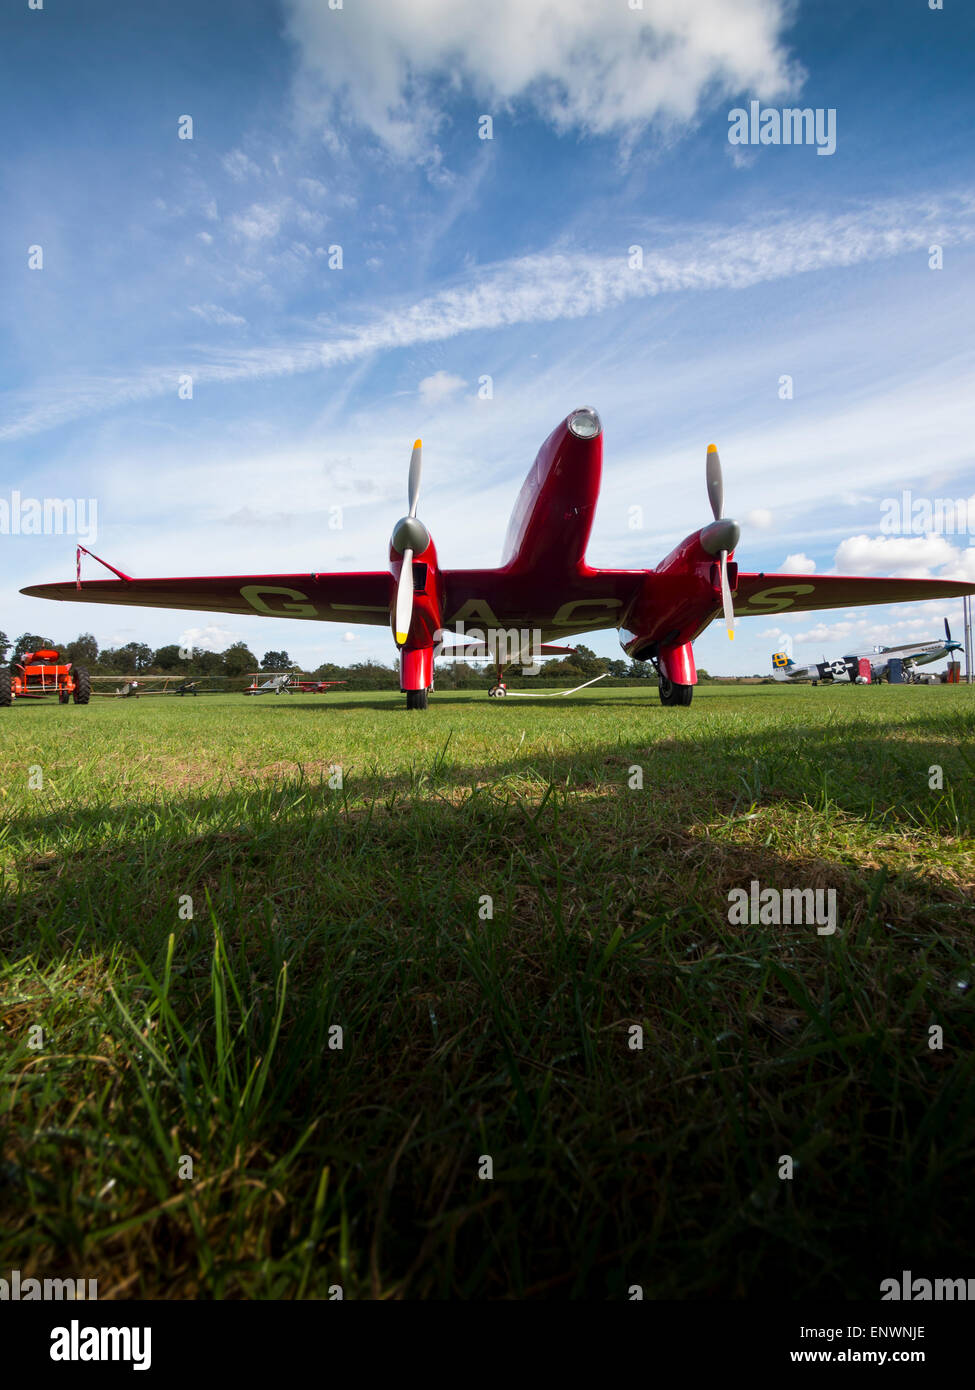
[243, 672, 296, 694]
[772, 618, 964, 684]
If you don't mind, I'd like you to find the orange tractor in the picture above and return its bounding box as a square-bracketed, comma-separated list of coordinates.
[0, 649, 91, 706]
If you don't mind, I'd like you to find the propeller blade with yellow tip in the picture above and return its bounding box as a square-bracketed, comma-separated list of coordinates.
[392, 439, 425, 647]
[720, 551, 736, 641]
[705, 444, 737, 641]
[394, 547, 414, 646]
[706, 443, 723, 521]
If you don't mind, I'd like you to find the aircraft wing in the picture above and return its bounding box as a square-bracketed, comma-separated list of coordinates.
[21, 571, 392, 625]
[735, 573, 975, 617]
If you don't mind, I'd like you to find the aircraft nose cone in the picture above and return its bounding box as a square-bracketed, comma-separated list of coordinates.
[700, 518, 740, 556]
[391, 516, 430, 555]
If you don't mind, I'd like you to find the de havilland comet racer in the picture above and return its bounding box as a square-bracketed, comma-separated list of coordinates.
[21, 408, 975, 709]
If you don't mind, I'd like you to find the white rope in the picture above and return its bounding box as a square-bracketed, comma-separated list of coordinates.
[497, 674, 608, 698]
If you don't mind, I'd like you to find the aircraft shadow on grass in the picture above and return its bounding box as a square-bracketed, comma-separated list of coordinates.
[5, 712, 970, 958]
[4, 714, 971, 1301]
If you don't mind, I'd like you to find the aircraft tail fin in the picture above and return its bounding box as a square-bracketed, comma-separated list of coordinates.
[771, 651, 795, 681]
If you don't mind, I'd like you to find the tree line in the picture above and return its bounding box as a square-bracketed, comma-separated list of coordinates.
[0, 629, 759, 688]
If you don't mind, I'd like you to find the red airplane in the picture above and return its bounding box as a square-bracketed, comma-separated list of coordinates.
[21, 407, 975, 708]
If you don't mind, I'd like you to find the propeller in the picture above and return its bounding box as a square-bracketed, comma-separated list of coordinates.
[944, 617, 964, 652]
[700, 444, 739, 642]
[391, 440, 429, 647]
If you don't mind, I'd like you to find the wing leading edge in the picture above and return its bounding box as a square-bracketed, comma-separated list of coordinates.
[20, 572, 392, 625]
[20, 567, 975, 636]
[733, 572, 975, 617]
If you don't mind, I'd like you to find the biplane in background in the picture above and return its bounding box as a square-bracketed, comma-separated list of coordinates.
[22, 408, 975, 709]
[87, 675, 222, 697]
[772, 618, 965, 685]
[243, 672, 347, 695]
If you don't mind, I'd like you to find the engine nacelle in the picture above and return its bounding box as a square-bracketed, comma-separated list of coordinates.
[389, 531, 443, 690]
[617, 524, 739, 681]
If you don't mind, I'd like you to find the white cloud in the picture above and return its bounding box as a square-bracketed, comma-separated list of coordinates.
[782, 552, 816, 573]
[189, 303, 247, 327]
[342, 631, 355, 642]
[832, 533, 959, 578]
[222, 149, 262, 182]
[792, 620, 857, 646]
[294, 205, 327, 235]
[747, 508, 774, 529]
[297, 177, 327, 201]
[418, 370, 466, 405]
[231, 203, 283, 240]
[284, 0, 800, 157]
[178, 624, 241, 652]
[785, 611, 958, 652]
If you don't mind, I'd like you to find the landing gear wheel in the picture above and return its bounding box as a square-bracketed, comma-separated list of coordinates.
[0, 670, 11, 707]
[658, 675, 693, 707]
[406, 688, 428, 710]
[73, 668, 91, 704]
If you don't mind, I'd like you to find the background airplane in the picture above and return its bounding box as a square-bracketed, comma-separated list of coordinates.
[242, 672, 347, 694]
[88, 675, 221, 697]
[244, 673, 297, 694]
[21, 408, 975, 709]
[772, 619, 965, 685]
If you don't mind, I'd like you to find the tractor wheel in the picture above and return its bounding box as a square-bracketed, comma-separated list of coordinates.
[59, 690, 71, 704]
[659, 676, 693, 707]
[406, 688, 428, 710]
[73, 667, 91, 704]
[0, 670, 11, 707]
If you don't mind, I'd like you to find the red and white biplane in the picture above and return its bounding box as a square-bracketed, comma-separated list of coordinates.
[22, 408, 975, 708]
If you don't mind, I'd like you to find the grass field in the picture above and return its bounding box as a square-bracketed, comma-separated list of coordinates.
[2, 683, 973, 1299]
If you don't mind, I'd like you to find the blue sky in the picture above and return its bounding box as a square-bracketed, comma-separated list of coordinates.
[2, 0, 974, 674]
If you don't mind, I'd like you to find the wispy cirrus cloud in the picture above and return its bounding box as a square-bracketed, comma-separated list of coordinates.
[189, 302, 247, 327]
[2, 192, 974, 443]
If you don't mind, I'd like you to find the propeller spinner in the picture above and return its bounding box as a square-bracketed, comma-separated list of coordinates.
[700, 444, 740, 641]
[391, 440, 429, 646]
[944, 617, 964, 653]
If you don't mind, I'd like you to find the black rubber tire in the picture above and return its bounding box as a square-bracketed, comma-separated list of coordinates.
[659, 676, 693, 707]
[59, 690, 70, 704]
[73, 667, 91, 704]
[0, 669, 11, 707]
[406, 688, 428, 710]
